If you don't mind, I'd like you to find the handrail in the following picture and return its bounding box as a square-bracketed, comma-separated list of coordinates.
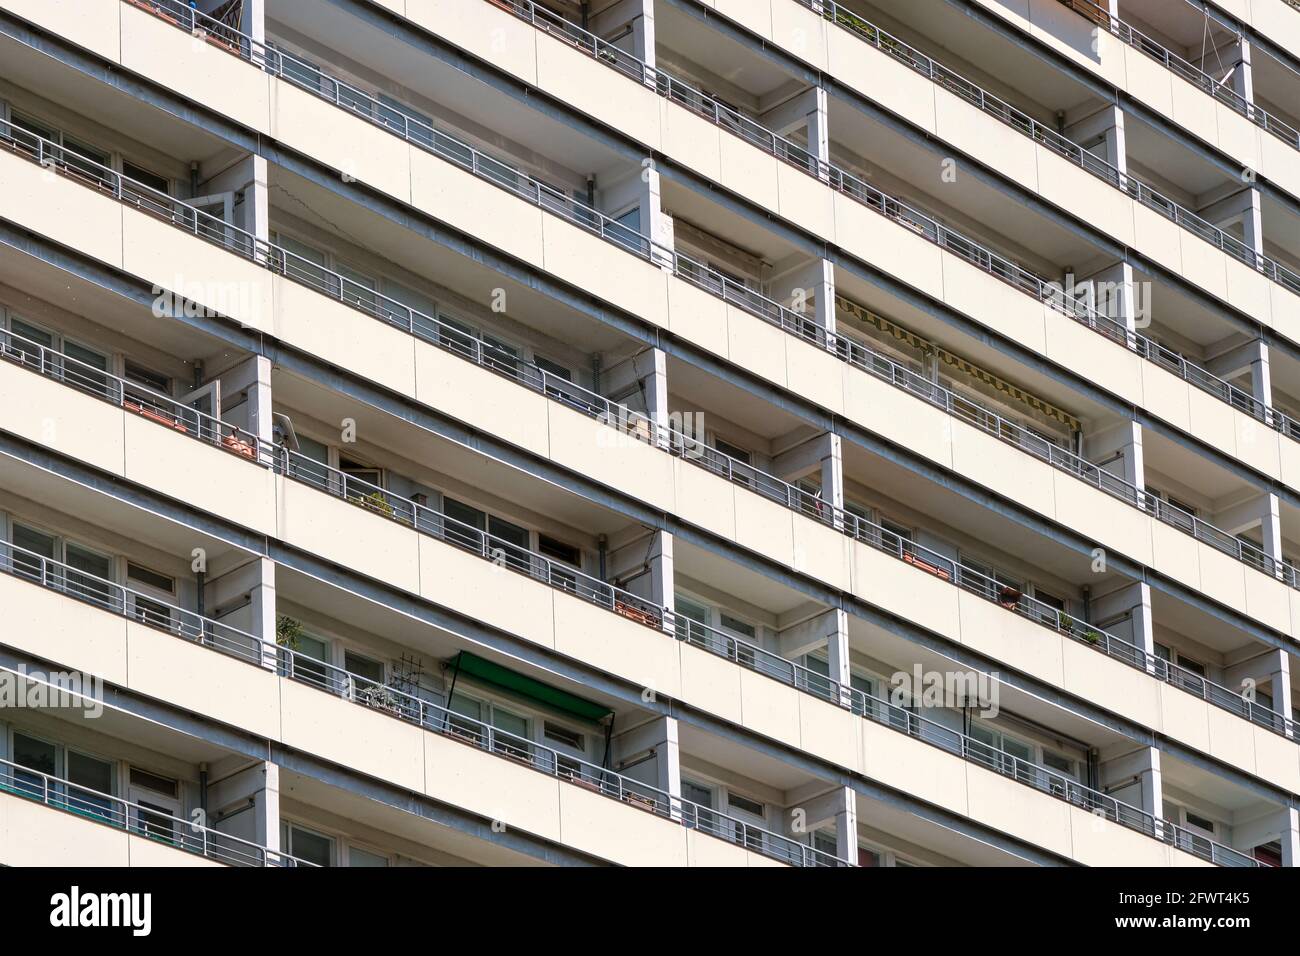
[278, 447, 669, 626]
[800, 0, 1300, 297]
[477, 0, 1300, 427]
[0, 536, 1258, 866]
[112, 5, 1300, 444]
[1057, 0, 1300, 152]
[0, 327, 269, 466]
[0, 536, 836, 865]
[2, 112, 1293, 736]
[0, 753, 313, 866]
[279, 648, 845, 867]
[123, 0, 1300, 442]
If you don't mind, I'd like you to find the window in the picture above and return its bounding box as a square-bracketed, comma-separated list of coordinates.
[8, 112, 56, 155]
[443, 497, 487, 550]
[11, 732, 56, 797]
[127, 563, 174, 594]
[490, 705, 530, 760]
[128, 767, 179, 842]
[124, 361, 169, 395]
[1184, 811, 1217, 837]
[543, 721, 585, 752]
[538, 534, 580, 567]
[338, 262, 378, 313]
[276, 235, 332, 291]
[344, 650, 384, 689]
[62, 340, 109, 395]
[11, 523, 56, 581]
[681, 779, 714, 809]
[728, 793, 765, 818]
[6, 318, 53, 366]
[714, 438, 751, 465]
[64, 542, 113, 607]
[340, 455, 383, 498]
[288, 633, 332, 690]
[122, 162, 169, 195]
[881, 518, 913, 558]
[348, 846, 389, 868]
[535, 356, 572, 382]
[284, 823, 334, 867]
[67, 751, 114, 818]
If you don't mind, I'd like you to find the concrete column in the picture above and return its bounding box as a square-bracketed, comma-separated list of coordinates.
[1100, 746, 1162, 820]
[1065, 103, 1127, 181]
[217, 353, 273, 444]
[762, 86, 830, 176]
[773, 431, 843, 518]
[1207, 337, 1272, 409]
[608, 528, 674, 616]
[601, 165, 674, 266]
[1079, 260, 1144, 332]
[792, 785, 858, 864]
[1093, 580, 1154, 662]
[206, 757, 280, 859]
[777, 608, 850, 704]
[1225, 647, 1293, 732]
[590, 0, 656, 73]
[1231, 37, 1254, 104]
[1235, 806, 1298, 866]
[206, 555, 276, 661]
[1218, 492, 1283, 567]
[1283, 809, 1300, 867]
[1200, 188, 1264, 258]
[771, 257, 836, 336]
[202, 153, 269, 262]
[614, 716, 681, 816]
[1084, 419, 1145, 492]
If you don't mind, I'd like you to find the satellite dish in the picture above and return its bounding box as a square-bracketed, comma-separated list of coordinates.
[272, 412, 300, 451]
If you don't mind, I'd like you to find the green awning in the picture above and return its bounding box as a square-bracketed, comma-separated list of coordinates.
[449, 652, 612, 724]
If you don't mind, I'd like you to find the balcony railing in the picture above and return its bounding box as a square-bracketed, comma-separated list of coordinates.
[0, 754, 312, 866]
[801, 0, 1300, 299]
[835, 331, 1300, 594]
[119, 0, 1300, 447]
[3, 113, 1291, 741]
[848, 685, 1260, 866]
[485, 0, 1300, 426]
[1056, 0, 1300, 153]
[0, 534, 837, 867]
[280, 649, 845, 866]
[0, 327, 268, 465]
[0, 537, 1260, 866]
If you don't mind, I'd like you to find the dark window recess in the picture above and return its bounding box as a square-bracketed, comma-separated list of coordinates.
[129, 767, 178, 799]
[124, 361, 170, 393]
[538, 534, 580, 566]
[127, 562, 175, 594]
[543, 721, 584, 751]
[123, 162, 170, 194]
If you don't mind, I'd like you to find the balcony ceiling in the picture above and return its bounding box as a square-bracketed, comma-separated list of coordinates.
[872, 0, 1097, 115]
[656, 2, 799, 102]
[0, 33, 230, 167]
[269, 1, 628, 181]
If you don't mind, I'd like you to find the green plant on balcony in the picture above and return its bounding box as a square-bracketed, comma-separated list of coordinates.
[361, 490, 396, 518]
[276, 615, 304, 651]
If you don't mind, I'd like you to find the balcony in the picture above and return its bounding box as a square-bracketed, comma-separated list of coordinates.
[0, 755, 309, 867]
[5, 268, 1295, 760]
[0, 505, 1266, 867]
[1054, 0, 1300, 154]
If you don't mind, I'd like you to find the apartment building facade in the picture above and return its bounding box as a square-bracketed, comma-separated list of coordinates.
[0, 0, 1297, 869]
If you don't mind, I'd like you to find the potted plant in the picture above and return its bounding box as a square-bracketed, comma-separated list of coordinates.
[360, 490, 396, 518]
[276, 615, 304, 651]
